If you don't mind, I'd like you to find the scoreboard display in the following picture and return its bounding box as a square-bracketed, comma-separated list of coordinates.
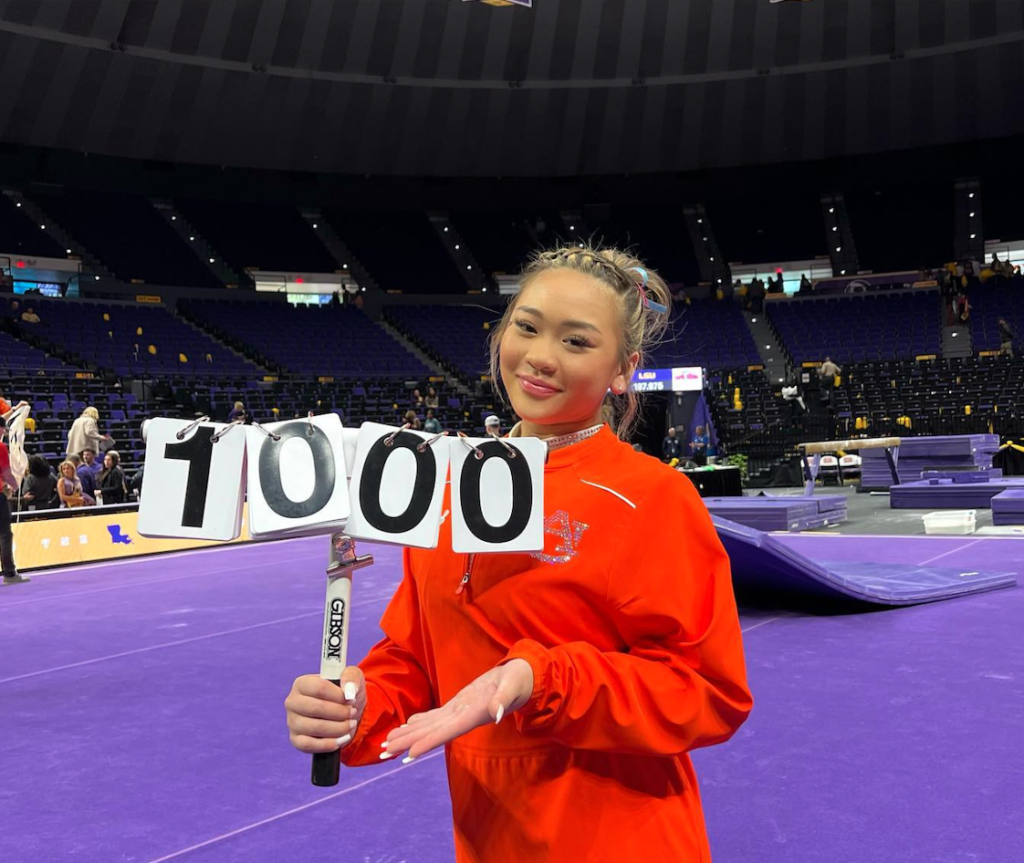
[631, 367, 705, 393]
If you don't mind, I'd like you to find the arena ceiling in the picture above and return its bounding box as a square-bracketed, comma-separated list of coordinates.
[0, 0, 1022, 178]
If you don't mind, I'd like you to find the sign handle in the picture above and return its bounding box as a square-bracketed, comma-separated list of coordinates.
[311, 533, 374, 787]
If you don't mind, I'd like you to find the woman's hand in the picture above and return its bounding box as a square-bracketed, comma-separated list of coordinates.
[381, 659, 534, 762]
[284, 668, 366, 754]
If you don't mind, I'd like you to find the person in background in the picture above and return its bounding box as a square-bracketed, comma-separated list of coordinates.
[67, 406, 111, 459]
[20, 305, 40, 324]
[484, 414, 501, 437]
[423, 409, 441, 435]
[819, 356, 842, 379]
[662, 426, 683, 461]
[403, 409, 422, 431]
[0, 388, 28, 420]
[0, 418, 27, 584]
[57, 460, 93, 508]
[798, 274, 813, 294]
[69, 452, 97, 500]
[690, 425, 710, 466]
[98, 450, 126, 505]
[21, 455, 57, 510]
[227, 401, 247, 423]
[999, 318, 1015, 357]
[128, 465, 145, 501]
[425, 387, 440, 409]
[410, 389, 425, 409]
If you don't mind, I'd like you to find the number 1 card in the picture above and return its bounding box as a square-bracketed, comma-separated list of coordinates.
[138, 418, 246, 541]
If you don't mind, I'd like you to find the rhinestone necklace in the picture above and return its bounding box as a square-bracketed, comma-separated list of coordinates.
[542, 424, 605, 453]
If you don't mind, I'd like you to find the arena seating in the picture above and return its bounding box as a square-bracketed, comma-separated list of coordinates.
[15, 297, 260, 378]
[182, 299, 428, 378]
[0, 193, 66, 259]
[648, 300, 762, 370]
[175, 199, 337, 276]
[326, 209, 465, 294]
[767, 290, 942, 365]
[967, 279, 1023, 353]
[33, 190, 221, 288]
[386, 303, 499, 379]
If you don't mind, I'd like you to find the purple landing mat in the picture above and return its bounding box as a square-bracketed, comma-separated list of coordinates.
[897, 434, 1000, 458]
[716, 518, 1018, 604]
[703, 497, 848, 532]
[2, 537, 1022, 863]
[992, 489, 1024, 526]
[890, 477, 1024, 509]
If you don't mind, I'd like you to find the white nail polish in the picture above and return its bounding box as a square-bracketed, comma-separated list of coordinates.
[343, 682, 357, 702]
[381, 741, 389, 749]
[336, 734, 351, 746]
[495, 704, 505, 725]
[402, 756, 416, 765]
[379, 751, 394, 760]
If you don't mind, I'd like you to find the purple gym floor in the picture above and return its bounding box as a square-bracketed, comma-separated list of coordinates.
[2, 536, 1022, 863]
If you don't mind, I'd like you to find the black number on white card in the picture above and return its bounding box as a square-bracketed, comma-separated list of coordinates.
[459, 440, 532, 543]
[359, 431, 437, 533]
[164, 426, 215, 528]
[258, 423, 336, 518]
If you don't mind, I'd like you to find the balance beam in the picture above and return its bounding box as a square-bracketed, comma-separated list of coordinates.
[796, 437, 901, 495]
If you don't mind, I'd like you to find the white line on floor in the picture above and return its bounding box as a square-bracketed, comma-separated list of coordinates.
[741, 616, 783, 634]
[916, 538, 987, 567]
[139, 752, 445, 863]
[0, 551, 325, 610]
[0, 611, 320, 685]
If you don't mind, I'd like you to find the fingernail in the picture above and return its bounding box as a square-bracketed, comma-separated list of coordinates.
[380, 741, 389, 749]
[379, 751, 394, 760]
[336, 734, 351, 746]
[402, 756, 416, 765]
[343, 682, 357, 702]
[495, 704, 505, 725]
[400, 723, 408, 728]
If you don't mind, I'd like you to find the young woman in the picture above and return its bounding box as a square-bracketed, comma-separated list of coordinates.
[285, 246, 752, 861]
[97, 451, 126, 505]
[57, 460, 94, 508]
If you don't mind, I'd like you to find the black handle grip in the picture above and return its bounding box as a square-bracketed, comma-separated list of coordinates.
[312, 750, 340, 787]
[311, 678, 341, 787]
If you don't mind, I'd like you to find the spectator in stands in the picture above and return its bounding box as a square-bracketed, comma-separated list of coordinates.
[410, 389, 425, 409]
[21, 455, 57, 510]
[70, 452, 97, 499]
[423, 409, 441, 435]
[957, 293, 971, 323]
[57, 460, 94, 508]
[798, 275, 813, 294]
[67, 406, 111, 458]
[227, 401, 247, 423]
[819, 356, 841, 379]
[0, 417, 27, 585]
[128, 465, 144, 501]
[403, 409, 421, 431]
[425, 387, 440, 409]
[662, 427, 683, 462]
[19, 305, 40, 324]
[98, 450, 126, 505]
[999, 318, 1015, 357]
[484, 415, 501, 437]
[690, 425, 709, 466]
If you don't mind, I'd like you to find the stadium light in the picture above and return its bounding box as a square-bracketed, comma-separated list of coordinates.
[40, 224, 45, 229]
[969, 192, 975, 198]
[829, 207, 834, 213]
[444, 226, 449, 232]
[836, 246, 841, 252]
[569, 225, 575, 230]
[970, 233, 976, 239]
[832, 226, 838, 231]
[66, 249, 71, 254]
[15, 202, 21, 207]
[189, 236, 194, 241]
[710, 256, 714, 261]
[313, 223, 318, 228]
[969, 213, 975, 218]
[455, 244, 460, 249]
[209, 257, 215, 263]
[171, 216, 176, 221]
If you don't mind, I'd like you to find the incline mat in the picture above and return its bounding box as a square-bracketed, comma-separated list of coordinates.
[891, 477, 1024, 509]
[714, 517, 1018, 605]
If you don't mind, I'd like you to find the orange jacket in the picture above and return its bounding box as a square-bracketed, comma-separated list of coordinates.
[342, 426, 752, 862]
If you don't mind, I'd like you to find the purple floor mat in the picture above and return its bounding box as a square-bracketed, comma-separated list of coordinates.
[2, 536, 1022, 863]
[992, 489, 1024, 526]
[891, 477, 1024, 509]
[716, 519, 1018, 604]
[703, 496, 848, 532]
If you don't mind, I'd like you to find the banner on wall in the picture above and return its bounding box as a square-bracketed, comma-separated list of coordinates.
[12, 508, 252, 571]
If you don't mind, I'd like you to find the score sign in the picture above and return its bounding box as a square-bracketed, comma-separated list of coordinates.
[138, 415, 546, 554]
[630, 367, 705, 393]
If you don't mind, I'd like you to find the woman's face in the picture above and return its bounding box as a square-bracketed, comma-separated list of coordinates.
[104, 454, 113, 469]
[62, 464, 74, 478]
[499, 269, 636, 432]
